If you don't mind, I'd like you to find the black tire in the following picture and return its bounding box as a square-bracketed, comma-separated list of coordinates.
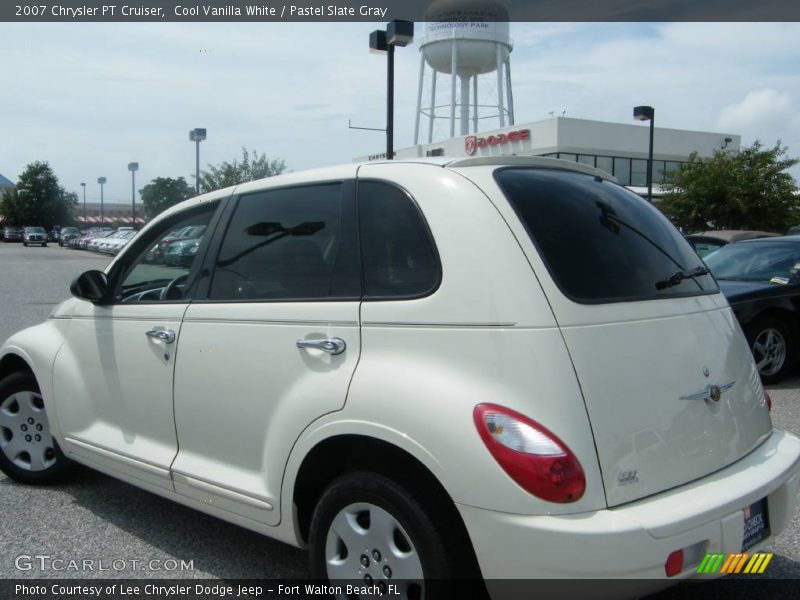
[309, 471, 481, 596]
[42, 243, 47, 247]
[745, 316, 794, 384]
[22, 242, 27, 247]
[0, 372, 76, 484]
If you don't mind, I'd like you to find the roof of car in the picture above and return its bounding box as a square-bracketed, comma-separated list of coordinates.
[152, 156, 618, 230]
[734, 235, 800, 244]
[689, 230, 781, 242]
[361, 155, 617, 182]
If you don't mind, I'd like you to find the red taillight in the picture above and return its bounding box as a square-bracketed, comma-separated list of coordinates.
[764, 391, 772, 411]
[665, 549, 684, 577]
[473, 403, 585, 503]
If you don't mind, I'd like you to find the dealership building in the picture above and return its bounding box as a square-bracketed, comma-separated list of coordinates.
[356, 116, 741, 198]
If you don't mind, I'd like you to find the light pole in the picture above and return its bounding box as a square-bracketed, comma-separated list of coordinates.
[633, 105, 655, 203]
[97, 177, 106, 226]
[80, 182, 86, 229]
[189, 128, 206, 194]
[369, 20, 414, 160]
[128, 162, 139, 229]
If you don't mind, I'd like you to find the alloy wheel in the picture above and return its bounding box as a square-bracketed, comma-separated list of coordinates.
[753, 327, 787, 377]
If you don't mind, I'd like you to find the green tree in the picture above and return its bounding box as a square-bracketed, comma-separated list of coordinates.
[0, 162, 77, 228]
[198, 147, 286, 193]
[660, 141, 800, 232]
[140, 177, 193, 219]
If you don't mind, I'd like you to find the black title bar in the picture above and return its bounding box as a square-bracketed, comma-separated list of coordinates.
[3, 0, 800, 23]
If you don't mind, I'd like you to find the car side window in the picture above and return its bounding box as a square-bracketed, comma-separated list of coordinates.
[358, 180, 439, 298]
[114, 206, 216, 304]
[209, 183, 357, 301]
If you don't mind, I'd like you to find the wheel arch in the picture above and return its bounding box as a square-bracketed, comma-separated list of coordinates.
[292, 433, 443, 540]
[288, 431, 477, 567]
[0, 351, 36, 382]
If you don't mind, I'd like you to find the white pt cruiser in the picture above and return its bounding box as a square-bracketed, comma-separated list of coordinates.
[1, 157, 799, 597]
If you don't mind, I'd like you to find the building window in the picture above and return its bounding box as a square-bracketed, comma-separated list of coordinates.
[426, 148, 444, 157]
[653, 161, 666, 184]
[631, 159, 648, 187]
[596, 156, 613, 176]
[665, 161, 681, 178]
[578, 155, 595, 167]
[558, 153, 577, 162]
[613, 158, 631, 186]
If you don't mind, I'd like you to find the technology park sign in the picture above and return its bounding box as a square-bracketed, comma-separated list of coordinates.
[464, 129, 530, 156]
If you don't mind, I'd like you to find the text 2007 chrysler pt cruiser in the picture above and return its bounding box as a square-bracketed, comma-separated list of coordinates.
[1, 157, 799, 596]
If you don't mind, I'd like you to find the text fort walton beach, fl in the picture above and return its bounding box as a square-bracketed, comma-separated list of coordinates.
[41, 5, 389, 18]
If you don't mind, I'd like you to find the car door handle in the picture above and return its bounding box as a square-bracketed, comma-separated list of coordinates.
[296, 337, 346, 355]
[146, 328, 176, 344]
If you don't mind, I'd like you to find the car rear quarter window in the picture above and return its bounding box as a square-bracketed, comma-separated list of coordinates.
[209, 183, 359, 301]
[494, 168, 718, 303]
[358, 180, 440, 299]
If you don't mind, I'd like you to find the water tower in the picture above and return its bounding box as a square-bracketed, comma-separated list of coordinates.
[414, 0, 514, 144]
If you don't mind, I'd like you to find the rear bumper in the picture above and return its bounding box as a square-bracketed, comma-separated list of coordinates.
[459, 428, 800, 587]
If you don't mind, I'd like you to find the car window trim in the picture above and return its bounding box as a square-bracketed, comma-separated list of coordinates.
[106, 198, 227, 305]
[493, 166, 719, 306]
[195, 179, 362, 304]
[356, 178, 442, 302]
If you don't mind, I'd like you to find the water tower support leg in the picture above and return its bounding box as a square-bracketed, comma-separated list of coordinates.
[460, 76, 470, 136]
[450, 43, 458, 138]
[497, 45, 506, 127]
[505, 58, 514, 125]
[428, 70, 437, 143]
[414, 53, 425, 146]
[472, 75, 478, 133]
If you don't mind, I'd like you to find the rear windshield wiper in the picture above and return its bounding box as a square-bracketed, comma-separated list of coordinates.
[655, 266, 710, 290]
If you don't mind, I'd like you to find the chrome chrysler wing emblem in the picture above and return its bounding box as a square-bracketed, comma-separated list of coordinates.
[680, 381, 735, 402]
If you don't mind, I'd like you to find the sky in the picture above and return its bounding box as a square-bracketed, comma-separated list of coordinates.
[0, 21, 798, 205]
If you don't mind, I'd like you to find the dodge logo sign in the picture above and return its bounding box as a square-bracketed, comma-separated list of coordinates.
[464, 129, 530, 155]
[465, 136, 477, 156]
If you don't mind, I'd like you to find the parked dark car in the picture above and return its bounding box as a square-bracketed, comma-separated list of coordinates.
[705, 236, 800, 382]
[22, 226, 47, 247]
[59, 227, 80, 246]
[146, 224, 206, 264]
[3, 226, 23, 242]
[686, 230, 781, 258]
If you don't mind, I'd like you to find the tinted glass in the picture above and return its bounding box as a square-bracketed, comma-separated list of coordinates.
[358, 181, 439, 298]
[705, 241, 800, 283]
[494, 168, 718, 303]
[613, 158, 631, 185]
[210, 184, 353, 301]
[116, 205, 216, 303]
[692, 241, 725, 258]
[631, 159, 648, 186]
[596, 156, 613, 175]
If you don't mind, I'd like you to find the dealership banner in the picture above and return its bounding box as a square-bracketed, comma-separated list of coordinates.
[2, 0, 800, 22]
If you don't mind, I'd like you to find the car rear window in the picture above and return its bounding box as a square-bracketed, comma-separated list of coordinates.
[494, 168, 718, 303]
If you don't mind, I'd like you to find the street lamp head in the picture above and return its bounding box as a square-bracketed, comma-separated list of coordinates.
[97, 177, 106, 184]
[189, 128, 207, 142]
[369, 29, 388, 54]
[128, 162, 139, 172]
[387, 20, 414, 47]
[80, 182, 86, 187]
[633, 105, 655, 121]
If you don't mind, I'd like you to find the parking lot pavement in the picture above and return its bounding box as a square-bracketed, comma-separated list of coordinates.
[0, 243, 798, 591]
